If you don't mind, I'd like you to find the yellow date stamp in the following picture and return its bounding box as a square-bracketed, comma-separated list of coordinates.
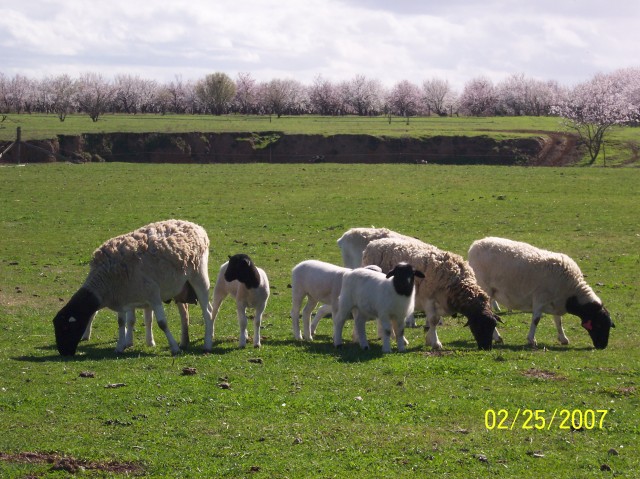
[484, 408, 608, 431]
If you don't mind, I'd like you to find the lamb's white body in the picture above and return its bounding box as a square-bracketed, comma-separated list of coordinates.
[290, 260, 384, 341]
[337, 227, 419, 327]
[333, 265, 419, 353]
[468, 236, 603, 346]
[210, 258, 270, 348]
[53, 219, 214, 356]
[362, 237, 500, 350]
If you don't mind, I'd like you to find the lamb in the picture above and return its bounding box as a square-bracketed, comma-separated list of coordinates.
[53, 219, 214, 356]
[289, 260, 382, 341]
[333, 263, 424, 353]
[337, 227, 420, 327]
[210, 254, 270, 348]
[362, 237, 501, 350]
[467, 236, 614, 349]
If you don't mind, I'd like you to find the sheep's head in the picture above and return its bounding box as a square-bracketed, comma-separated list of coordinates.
[566, 296, 614, 349]
[225, 254, 260, 289]
[465, 308, 501, 350]
[53, 288, 100, 356]
[386, 263, 425, 296]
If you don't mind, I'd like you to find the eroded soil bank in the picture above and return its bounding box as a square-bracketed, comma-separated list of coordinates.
[2, 132, 574, 165]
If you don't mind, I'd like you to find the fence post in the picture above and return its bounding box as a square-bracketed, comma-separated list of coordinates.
[16, 127, 21, 164]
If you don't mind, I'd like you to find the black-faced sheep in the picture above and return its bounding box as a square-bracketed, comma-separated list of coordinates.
[362, 237, 501, 351]
[467, 236, 614, 349]
[210, 254, 270, 348]
[53, 219, 213, 356]
[333, 263, 424, 353]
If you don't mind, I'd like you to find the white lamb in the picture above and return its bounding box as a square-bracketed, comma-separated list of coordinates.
[53, 219, 214, 356]
[467, 236, 614, 349]
[362, 237, 501, 350]
[289, 260, 382, 341]
[337, 227, 420, 327]
[333, 263, 424, 353]
[210, 254, 270, 348]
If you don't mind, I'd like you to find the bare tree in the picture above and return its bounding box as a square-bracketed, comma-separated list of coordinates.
[47, 74, 77, 121]
[75, 73, 114, 122]
[195, 72, 237, 115]
[234, 72, 258, 114]
[422, 78, 455, 116]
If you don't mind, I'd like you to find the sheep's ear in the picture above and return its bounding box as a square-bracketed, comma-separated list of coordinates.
[414, 270, 425, 279]
[385, 270, 395, 278]
[495, 315, 504, 324]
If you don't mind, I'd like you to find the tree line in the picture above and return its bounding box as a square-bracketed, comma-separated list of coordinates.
[1, 68, 639, 163]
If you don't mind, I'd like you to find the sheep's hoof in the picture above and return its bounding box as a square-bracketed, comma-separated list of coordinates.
[494, 337, 504, 344]
[254, 343, 261, 348]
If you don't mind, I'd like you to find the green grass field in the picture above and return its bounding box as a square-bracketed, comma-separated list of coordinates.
[0, 162, 638, 477]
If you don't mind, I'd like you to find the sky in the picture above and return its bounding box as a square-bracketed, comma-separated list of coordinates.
[1, 0, 639, 91]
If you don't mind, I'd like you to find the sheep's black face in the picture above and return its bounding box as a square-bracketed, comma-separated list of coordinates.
[386, 263, 425, 297]
[567, 297, 614, 350]
[467, 312, 499, 350]
[53, 288, 100, 356]
[225, 254, 260, 288]
[581, 307, 614, 349]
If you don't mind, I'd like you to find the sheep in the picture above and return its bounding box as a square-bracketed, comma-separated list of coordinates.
[467, 236, 614, 349]
[53, 219, 214, 356]
[210, 254, 270, 348]
[337, 227, 416, 269]
[289, 260, 382, 341]
[362, 237, 501, 351]
[333, 263, 424, 353]
[337, 227, 420, 327]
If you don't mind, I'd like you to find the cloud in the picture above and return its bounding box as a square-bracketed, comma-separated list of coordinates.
[0, 0, 638, 91]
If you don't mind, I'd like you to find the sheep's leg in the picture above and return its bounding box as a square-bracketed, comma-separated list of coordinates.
[493, 327, 503, 344]
[553, 315, 569, 345]
[301, 297, 318, 341]
[143, 308, 156, 347]
[115, 311, 129, 353]
[311, 303, 332, 336]
[355, 311, 369, 350]
[207, 286, 228, 353]
[124, 309, 136, 349]
[424, 302, 443, 349]
[405, 313, 417, 328]
[152, 303, 180, 355]
[379, 316, 393, 353]
[252, 304, 265, 348]
[393, 319, 408, 351]
[177, 303, 190, 350]
[491, 298, 501, 312]
[527, 311, 543, 347]
[236, 303, 250, 349]
[290, 288, 305, 341]
[332, 305, 350, 348]
[81, 312, 97, 341]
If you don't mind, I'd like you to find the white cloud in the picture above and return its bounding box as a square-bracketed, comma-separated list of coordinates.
[0, 0, 638, 91]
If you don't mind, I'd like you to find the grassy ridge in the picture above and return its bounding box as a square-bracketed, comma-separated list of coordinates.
[0, 163, 638, 477]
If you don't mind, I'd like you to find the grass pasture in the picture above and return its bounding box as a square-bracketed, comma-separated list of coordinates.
[0, 162, 638, 478]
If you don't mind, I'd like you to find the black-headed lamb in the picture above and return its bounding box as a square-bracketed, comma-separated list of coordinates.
[53, 219, 213, 356]
[467, 236, 614, 349]
[333, 262, 424, 353]
[210, 254, 270, 348]
[362, 237, 501, 351]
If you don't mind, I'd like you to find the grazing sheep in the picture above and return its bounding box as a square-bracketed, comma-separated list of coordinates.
[362, 237, 501, 350]
[210, 254, 270, 348]
[290, 260, 382, 341]
[467, 237, 614, 349]
[53, 219, 213, 356]
[333, 263, 424, 353]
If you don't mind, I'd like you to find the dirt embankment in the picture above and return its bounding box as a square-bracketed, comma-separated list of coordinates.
[1, 132, 580, 166]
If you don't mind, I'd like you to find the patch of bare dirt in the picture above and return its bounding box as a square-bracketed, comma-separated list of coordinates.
[0, 451, 144, 475]
[522, 368, 566, 380]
